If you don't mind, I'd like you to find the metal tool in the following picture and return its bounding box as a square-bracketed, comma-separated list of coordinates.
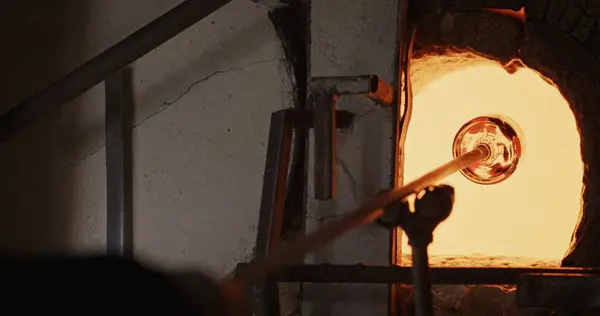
[379, 185, 455, 316]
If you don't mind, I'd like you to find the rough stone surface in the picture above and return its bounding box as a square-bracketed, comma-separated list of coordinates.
[451, 13, 521, 60]
[414, 12, 523, 64]
[526, 0, 600, 55]
[414, 0, 525, 14]
[526, 0, 551, 20]
[411, 12, 522, 93]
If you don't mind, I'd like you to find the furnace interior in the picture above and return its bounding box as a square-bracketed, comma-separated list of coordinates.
[399, 54, 583, 266]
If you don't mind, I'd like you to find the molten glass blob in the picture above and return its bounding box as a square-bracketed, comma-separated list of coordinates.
[453, 116, 522, 185]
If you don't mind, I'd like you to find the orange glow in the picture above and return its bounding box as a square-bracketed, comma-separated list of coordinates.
[400, 59, 583, 265]
[483, 8, 526, 23]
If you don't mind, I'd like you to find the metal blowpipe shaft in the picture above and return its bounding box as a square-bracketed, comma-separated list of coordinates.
[228, 147, 487, 287]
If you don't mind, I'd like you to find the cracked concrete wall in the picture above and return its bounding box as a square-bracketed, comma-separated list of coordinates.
[303, 0, 398, 314]
[1, 0, 401, 312]
[0, 0, 291, 276]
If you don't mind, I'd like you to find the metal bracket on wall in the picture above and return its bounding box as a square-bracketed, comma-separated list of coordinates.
[310, 75, 393, 200]
[104, 69, 134, 257]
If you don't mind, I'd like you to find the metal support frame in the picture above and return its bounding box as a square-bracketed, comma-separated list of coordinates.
[0, 0, 232, 142]
[254, 110, 293, 316]
[255, 110, 293, 260]
[252, 108, 354, 316]
[104, 69, 133, 256]
[310, 75, 393, 200]
[255, 108, 354, 260]
[238, 262, 600, 314]
[238, 264, 600, 284]
[391, 0, 414, 313]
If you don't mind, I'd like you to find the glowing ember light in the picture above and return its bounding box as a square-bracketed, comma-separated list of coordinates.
[400, 60, 583, 265]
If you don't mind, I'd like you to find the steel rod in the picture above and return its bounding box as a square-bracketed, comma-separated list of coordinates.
[105, 69, 133, 256]
[228, 147, 486, 288]
[313, 92, 336, 200]
[0, 0, 231, 142]
[254, 110, 292, 316]
[411, 245, 433, 316]
[239, 264, 600, 284]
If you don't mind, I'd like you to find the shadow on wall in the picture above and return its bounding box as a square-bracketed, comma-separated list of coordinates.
[0, 0, 93, 253]
[132, 12, 281, 125]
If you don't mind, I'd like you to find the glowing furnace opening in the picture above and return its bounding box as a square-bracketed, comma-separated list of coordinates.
[401, 59, 583, 265]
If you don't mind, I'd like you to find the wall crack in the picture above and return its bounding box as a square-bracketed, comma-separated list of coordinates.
[338, 158, 359, 203]
[64, 144, 105, 169]
[306, 213, 346, 221]
[133, 57, 285, 128]
[61, 58, 285, 172]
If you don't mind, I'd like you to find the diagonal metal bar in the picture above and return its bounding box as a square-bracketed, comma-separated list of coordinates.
[254, 109, 294, 316]
[255, 110, 293, 260]
[0, 0, 231, 142]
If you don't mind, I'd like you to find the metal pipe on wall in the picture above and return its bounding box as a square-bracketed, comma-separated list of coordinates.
[0, 0, 232, 142]
[105, 69, 134, 257]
